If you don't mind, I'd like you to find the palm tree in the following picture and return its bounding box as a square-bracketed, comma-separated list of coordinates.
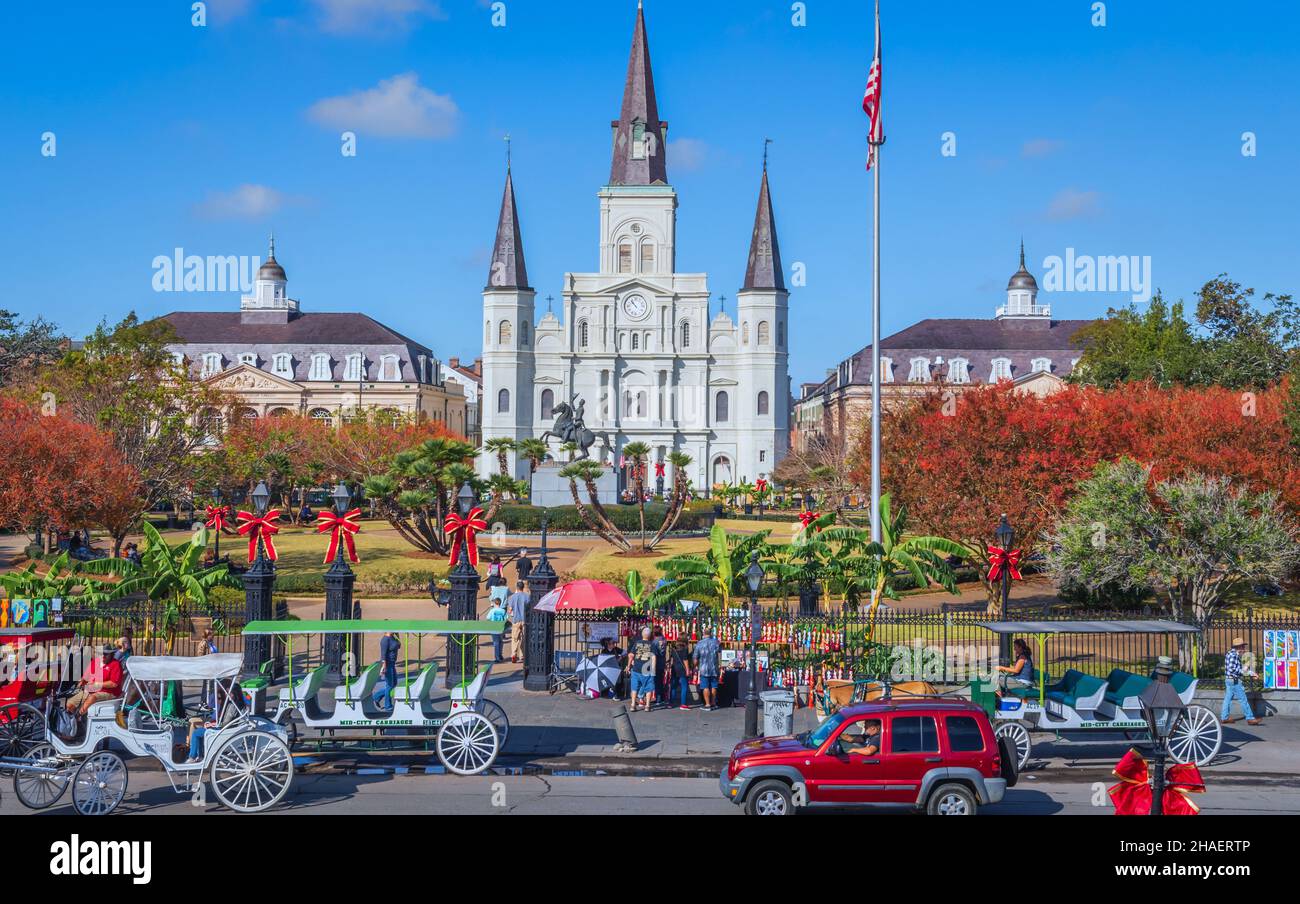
[621, 441, 652, 549]
[518, 437, 549, 500]
[649, 524, 773, 611]
[482, 437, 517, 476]
[559, 441, 578, 463]
[85, 523, 241, 654]
[363, 438, 491, 555]
[647, 451, 694, 548]
[559, 460, 629, 551]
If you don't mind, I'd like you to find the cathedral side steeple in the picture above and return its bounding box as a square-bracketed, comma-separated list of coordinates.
[487, 167, 530, 291]
[742, 167, 785, 292]
[609, 0, 668, 186]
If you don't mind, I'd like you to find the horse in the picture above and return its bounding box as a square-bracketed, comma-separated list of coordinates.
[539, 402, 608, 461]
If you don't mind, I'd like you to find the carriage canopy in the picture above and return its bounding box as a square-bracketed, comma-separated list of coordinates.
[975, 620, 1200, 635]
[124, 653, 244, 682]
[242, 619, 504, 636]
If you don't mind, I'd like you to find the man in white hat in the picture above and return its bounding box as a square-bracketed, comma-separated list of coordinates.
[1221, 636, 1261, 726]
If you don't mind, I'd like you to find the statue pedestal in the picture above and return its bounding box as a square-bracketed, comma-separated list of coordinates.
[531, 461, 618, 507]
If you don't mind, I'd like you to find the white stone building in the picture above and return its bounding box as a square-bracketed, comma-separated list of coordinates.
[479, 2, 791, 492]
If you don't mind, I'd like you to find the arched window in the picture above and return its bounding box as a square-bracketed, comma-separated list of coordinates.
[272, 353, 293, 379]
[636, 390, 648, 419]
[757, 321, 770, 345]
[234, 406, 258, 421]
[777, 322, 785, 347]
[497, 388, 510, 413]
[680, 321, 691, 348]
[268, 407, 293, 418]
[578, 320, 590, 348]
[309, 354, 331, 381]
[520, 321, 530, 347]
[640, 242, 655, 272]
[618, 243, 632, 274]
[540, 388, 554, 420]
[309, 407, 332, 423]
[238, 353, 257, 368]
[485, 320, 490, 343]
[631, 333, 640, 350]
[741, 322, 749, 345]
[1031, 357, 1052, 374]
[757, 391, 769, 416]
[712, 456, 733, 486]
[379, 355, 400, 381]
[498, 320, 513, 346]
[715, 390, 730, 423]
[198, 407, 223, 444]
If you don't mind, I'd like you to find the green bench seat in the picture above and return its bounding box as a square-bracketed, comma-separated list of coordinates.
[1045, 669, 1106, 711]
[1005, 669, 1044, 698]
[1103, 668, 1152, 707]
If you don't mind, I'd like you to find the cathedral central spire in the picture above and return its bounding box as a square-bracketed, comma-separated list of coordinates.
[487, 167, 529, 290]
[609, 0, 667, 186]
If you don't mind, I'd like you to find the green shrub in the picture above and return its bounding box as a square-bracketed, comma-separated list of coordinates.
[489, 504, 706, 533]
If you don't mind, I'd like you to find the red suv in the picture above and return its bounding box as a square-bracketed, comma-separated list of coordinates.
[720, 699, 1017, 815]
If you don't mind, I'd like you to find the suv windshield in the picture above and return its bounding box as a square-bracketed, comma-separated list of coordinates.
[799, 713, 844, 748]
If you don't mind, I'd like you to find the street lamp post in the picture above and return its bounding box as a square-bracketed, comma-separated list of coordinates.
[524, 510, 558, 691]
[445, 482, 481, 688]
[744, 552, 765, 739]
[994, 513, 1015, 663]
[1140, 657, 1187, 816]
[240, 481, 275, 678]
[323, 482, 357, 675]
[212, 487, 223, 560]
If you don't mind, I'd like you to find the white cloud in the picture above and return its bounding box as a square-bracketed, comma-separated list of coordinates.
[1021, 137, 1065, 159]
[193, 184, 290, 220]
[1045, 188, 1101, 221]
[668, 138, 711, 172]
[309, 0, 446, 35]
[307, 72, 459, 139]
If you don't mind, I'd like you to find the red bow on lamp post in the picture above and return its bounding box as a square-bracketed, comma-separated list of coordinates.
[987, 546, 1023, 582]
[317, 508, 361, 564]
[204, 505, 230, 533]
[1108, 748, 1204, 816]
[798, 510, 822, 532]
[654, 461, 665, 478]
[445, 507, 488, 567]
[756, 478, 769, 493]
[236, 509, 281, 562]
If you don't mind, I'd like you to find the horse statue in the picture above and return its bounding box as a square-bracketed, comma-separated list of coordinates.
[539, 399, 608, 461]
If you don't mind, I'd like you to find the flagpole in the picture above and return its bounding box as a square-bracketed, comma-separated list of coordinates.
[869, 0, 883, 545]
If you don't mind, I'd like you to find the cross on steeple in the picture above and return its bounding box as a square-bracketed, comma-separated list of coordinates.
[763, 137, 772, 172]
[719, 293, 727, 315]
[504, 133, 512, 171]
[545, 294, 554, 313]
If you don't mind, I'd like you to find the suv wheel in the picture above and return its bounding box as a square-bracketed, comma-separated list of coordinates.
[926, 783, 977, 816]
[745, 779, 794, 816]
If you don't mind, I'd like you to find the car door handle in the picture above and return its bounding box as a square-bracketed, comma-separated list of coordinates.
[855, 758, 880, 765]
[924, 756, 942, 763]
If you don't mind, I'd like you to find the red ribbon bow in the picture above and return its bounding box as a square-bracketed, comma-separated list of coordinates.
[236, 509, 281, 562]
[798, 510, 822, 531]
[445, 506, 488, 567]
[987, 545, 1022, 582]
[756, 478, 769, 493]
[654, 462, 665, 478]
[317, 508, 361, 564]
[204, 505, 230, 533]
[1108, 748, 1204, 815]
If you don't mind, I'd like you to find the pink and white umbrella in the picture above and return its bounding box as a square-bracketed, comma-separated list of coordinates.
[533, 579, 635, 613]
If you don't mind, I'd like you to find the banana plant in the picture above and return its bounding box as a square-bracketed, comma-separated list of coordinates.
[649, 524, 773, 611]
[0, 552, 129, 607]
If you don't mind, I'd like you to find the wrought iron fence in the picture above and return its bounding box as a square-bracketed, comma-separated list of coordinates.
[59, 601, 248, 657]
[552, 606, 1300, 688]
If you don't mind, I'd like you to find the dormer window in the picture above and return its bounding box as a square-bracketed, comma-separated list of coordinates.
[948, 358, 970, 384]
[201, 353, 223, 378]
[309, 353, 331, 381]
[990, 358, 1013, 382]
[272, 353, 293, 379]
[879, 357, 894, 384]
[1031, 357, 1052, 374]
[379, 354, 400, 381]
[238, 353, 258, 369]
[344, 353, 364, 382]
[908, 357, 931, 383]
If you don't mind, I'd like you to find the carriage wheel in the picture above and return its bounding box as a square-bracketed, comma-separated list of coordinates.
[71, 751, 128, 816]
[994, 721, 1032, 771]
[435, 711, 499, 776]
[0, 703, 46, 774]
[477, 699, 510, 750]
[1166, 704, 1222, 767]
[209, 731, 295, 813]
[13, 743, 71, 810]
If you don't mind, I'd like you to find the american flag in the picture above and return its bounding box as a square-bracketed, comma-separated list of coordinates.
[862, 0, 882, 169]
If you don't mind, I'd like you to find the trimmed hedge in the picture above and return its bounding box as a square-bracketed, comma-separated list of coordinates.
[489, 504, 707, 533]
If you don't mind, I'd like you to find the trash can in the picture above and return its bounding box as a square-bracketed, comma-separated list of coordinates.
[240, 678, 268, 717]
[761, 688, 796, 737]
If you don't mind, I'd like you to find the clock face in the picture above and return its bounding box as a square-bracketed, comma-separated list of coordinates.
[622, 294, 649, 321]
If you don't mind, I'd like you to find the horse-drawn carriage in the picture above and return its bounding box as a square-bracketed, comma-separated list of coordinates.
[973, 620, 1222, 770]
[4, 652, 294, 815]
[243, 619, 509, 776]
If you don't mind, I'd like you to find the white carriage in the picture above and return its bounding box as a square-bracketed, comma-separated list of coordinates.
[243, 619, 509, 776]
[7, 653, 294, 815]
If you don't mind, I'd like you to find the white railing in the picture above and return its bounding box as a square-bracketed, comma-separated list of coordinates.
[996, 303, 1051, 318]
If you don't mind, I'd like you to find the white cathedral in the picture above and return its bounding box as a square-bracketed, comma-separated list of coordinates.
[479, 2, 791, 493]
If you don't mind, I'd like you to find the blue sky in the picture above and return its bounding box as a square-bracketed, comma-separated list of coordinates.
[1, 0, 1296, 386]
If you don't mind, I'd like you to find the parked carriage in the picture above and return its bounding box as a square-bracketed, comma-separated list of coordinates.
[4, 653, 294, 815]
[1, 627, 78, 762]
[973, 620, 1222, 769]
[243, 619, 509, 776]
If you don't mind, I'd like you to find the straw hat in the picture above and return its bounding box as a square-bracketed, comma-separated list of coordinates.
[1231, 637, 1247, 648]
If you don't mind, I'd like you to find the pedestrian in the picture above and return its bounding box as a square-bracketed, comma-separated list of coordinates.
[650, 625, 668, 709]
[1221, 636, 1262, 725]
[506, 581, 530, 664]
[376, 631, 401, 710]
[625, 626, 658, 712]
[668, 640, 693, 709]
[486, 596, 507, 662]
[691, 627, 721, 711]
[486, 555, 505, 589]
[515, 547, 533, 583]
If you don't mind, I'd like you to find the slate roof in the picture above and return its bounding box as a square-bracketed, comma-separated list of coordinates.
[742, 168, 785, 291]
[486, 168, 530, 290]
[609, 1, 668, 186]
